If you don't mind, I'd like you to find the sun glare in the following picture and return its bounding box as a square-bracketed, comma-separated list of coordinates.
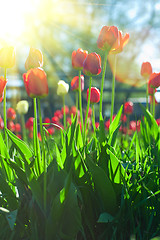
[0, 0, 37, 45]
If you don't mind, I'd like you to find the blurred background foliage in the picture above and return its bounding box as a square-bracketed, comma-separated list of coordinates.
[0, 0, 160, 118]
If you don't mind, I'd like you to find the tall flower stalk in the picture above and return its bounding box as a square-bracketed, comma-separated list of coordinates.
[62, 95, 66, 131]
[78, 70, 84, 136]
[84, 76, 92, 143]
[110, 55, 117, 123]
[3, 68, 7, 146]
[37, 98, 47, 212]
[99, 51, 108, 119]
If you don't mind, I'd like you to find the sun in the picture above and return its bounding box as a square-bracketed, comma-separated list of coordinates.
[0, 0, 37, 45]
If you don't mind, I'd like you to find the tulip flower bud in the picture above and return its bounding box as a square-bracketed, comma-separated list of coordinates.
[148, 72, 160, 89]
[25, 47, 43, 71]
[7, 121, 15, 132]
[25, 117, 34, 130]
[71, 75, 84, 91]
[57, 80, 69, 96]
[141, 62, 152, 78]
[87, 87, 100, 104]
[16, 100, 29, 115]
[72, 48, 88, 70]
[7, 108, 16, 120]
[124, 101, 133, 115]
[83, 52, 101, 76]
[23, 67, 48, 98]
[0, 46, 15, 68]
[0, 76, 7, 99]
[15, 123, 21, 133]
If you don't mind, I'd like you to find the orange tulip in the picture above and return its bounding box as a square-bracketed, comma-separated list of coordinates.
[0, 76, 7, 99]
[23, 68, 48, 98]
[87, 87, 100, 104]
[97, 26, 129, 54]
[25, 47, 43, 71]
[141, 62, 152, 78]
[72, 48, 88, 70]
[0, 46, 15, 68]
[71, 75, 84, 91]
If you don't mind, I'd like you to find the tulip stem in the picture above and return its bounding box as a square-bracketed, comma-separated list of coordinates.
[63, 95, 66, 131]
[21, 114, 27, 142]
[110, 55, 117, 123]
[99, 50, 108, 120]
[84, 76, 92, 143]
[152, 89, 156, 118]
[33, 98, 41, 175]
[37, 98, 47, 212]
[76, 91, 78, 114]
[146, 80, 149, 111]
[92, 104, 96, 134]
[3, 68, 8, 147]
[79, 70, 84, 139]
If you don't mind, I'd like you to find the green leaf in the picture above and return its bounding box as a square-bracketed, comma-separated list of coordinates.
[97, 212, 114, 223]
[99, 114, 106, 144]
[86, 156, 117, 214]
[109, 105, 123, 135]
[0, 131, 9, 159]
[6, 209, 17, 230]
[108, 149, 127, 184]
[6, 129, 33, 163]
[55, 144, 64, 169]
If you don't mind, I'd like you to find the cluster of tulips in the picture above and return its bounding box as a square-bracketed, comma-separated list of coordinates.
[0, 25, 160, 145]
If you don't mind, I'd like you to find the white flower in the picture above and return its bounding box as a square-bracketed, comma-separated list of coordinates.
[57, 80, 69, 96]
[16, 100, 29, 114]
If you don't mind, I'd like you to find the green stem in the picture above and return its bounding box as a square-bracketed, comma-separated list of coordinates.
[84, 76, 92, 143]
[33, 98, 41, 175]
[152, 89, 155, 118]
[146, 79, 149, 111]
[21, 114, 27, 141]
[3, 68, 7, 146]
[110, 55, 117, 123]
[76, 91, 78, 113]
[37, 98, 47, 212]
[92, 104, 96, 134]
[63, 95, 66, 131]
[78, 70, 84, 138]
[99, 50, 108, 120]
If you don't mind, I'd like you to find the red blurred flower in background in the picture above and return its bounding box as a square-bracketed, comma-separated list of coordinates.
[141, 62, 152, 78]
[51, 116, 59, 124]
[83, 52, 101, 76]
[71, 75, 84, 91]
[7, 121, 15, 132]
[87, 87, 100, 104]
[23, 68, 48, 98]
[72, 48, 88, 70]
[124, 101, 133, 115]
[0, 76, 7, 100]
[0, 46, 15, 68]
[61, 106, 69, 115]
[54, 110, 63, 119]
[7, 108, 16, 120]
[43, 117, 51, 128]
[0, 116, 4, 129]
[25, 47, 43, 71]
[25, 117, 34, 131]
[15, 123, 21, 133]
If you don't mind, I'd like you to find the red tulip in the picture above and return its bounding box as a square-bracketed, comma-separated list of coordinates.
[15, 123, 21, 133]
[61, 106, 69, 115]
[72, 48, 88, 70]
[70, 106, 77, 117]
[51, 116, 59, 124]
[0, 76, 7, 99]
[7, 108, 16, 120]
[71, 75, 84, 91]
[25, 117, 34, 131]
[23, 68, 48, 98]
[43, 117, 50, 128]
[46, 127, 55, 135]
[7, 121, 15, 132]
[95, 122, 99, 129]
[0, 46, 15, 68]
[121, 113, 127, 122]
[148, 72, 160, 89]
[25, 47, 43, 71]
[124, 101, 133, 115]
[54, 110, 63, 119]
[141, 62, 152, 78]
[83, 52, 101, 76]
[87, 87, 100, 104]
